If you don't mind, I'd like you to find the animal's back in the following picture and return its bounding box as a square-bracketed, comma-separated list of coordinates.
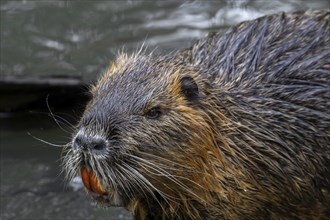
[176, 10, 330, 218]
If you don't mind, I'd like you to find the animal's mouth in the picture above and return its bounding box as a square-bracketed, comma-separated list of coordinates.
[80, 166, 118, 206]
[80, 166, 107, 195]
[80, 166, 120, 205]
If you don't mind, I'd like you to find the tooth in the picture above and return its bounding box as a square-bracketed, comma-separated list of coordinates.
[81, 167, 91, 190]
[89, 170, 106, 195]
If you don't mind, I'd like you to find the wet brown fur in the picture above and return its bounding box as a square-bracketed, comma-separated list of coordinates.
[64, 10, 330, 220]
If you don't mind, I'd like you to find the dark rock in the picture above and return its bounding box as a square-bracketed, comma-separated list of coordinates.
[0, 75, 92, 112]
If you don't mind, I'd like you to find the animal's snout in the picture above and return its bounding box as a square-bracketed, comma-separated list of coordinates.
[73, 133, 107, 153]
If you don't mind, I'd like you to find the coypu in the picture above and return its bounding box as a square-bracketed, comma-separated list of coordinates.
[63, 10, 330, 219]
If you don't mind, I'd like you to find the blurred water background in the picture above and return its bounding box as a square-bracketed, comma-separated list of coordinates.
[1, 1, 329, 219]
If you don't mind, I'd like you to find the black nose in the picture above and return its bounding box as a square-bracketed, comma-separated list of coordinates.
[73, 134, 107, 153]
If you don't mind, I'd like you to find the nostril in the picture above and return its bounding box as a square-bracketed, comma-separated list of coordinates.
[72, 134, 107, 153]
[93, 144, 104, 151]
[90, 140, 107, 151]
[72, 136, 83, 151]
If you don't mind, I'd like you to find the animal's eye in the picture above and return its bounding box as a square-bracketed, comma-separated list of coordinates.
[145, 106, 162, 119]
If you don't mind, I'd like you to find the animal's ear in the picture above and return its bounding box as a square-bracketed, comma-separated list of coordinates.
[179, 75, 199, 101]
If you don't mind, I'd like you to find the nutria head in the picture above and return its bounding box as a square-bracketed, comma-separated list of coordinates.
[63, 53, 220, 219]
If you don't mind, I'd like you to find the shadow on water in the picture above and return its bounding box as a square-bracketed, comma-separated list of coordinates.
[0, 0, 329, 219]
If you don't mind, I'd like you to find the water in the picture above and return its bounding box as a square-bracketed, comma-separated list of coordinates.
[2, 0, 329, 80]
[1, 1, 329, 219]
